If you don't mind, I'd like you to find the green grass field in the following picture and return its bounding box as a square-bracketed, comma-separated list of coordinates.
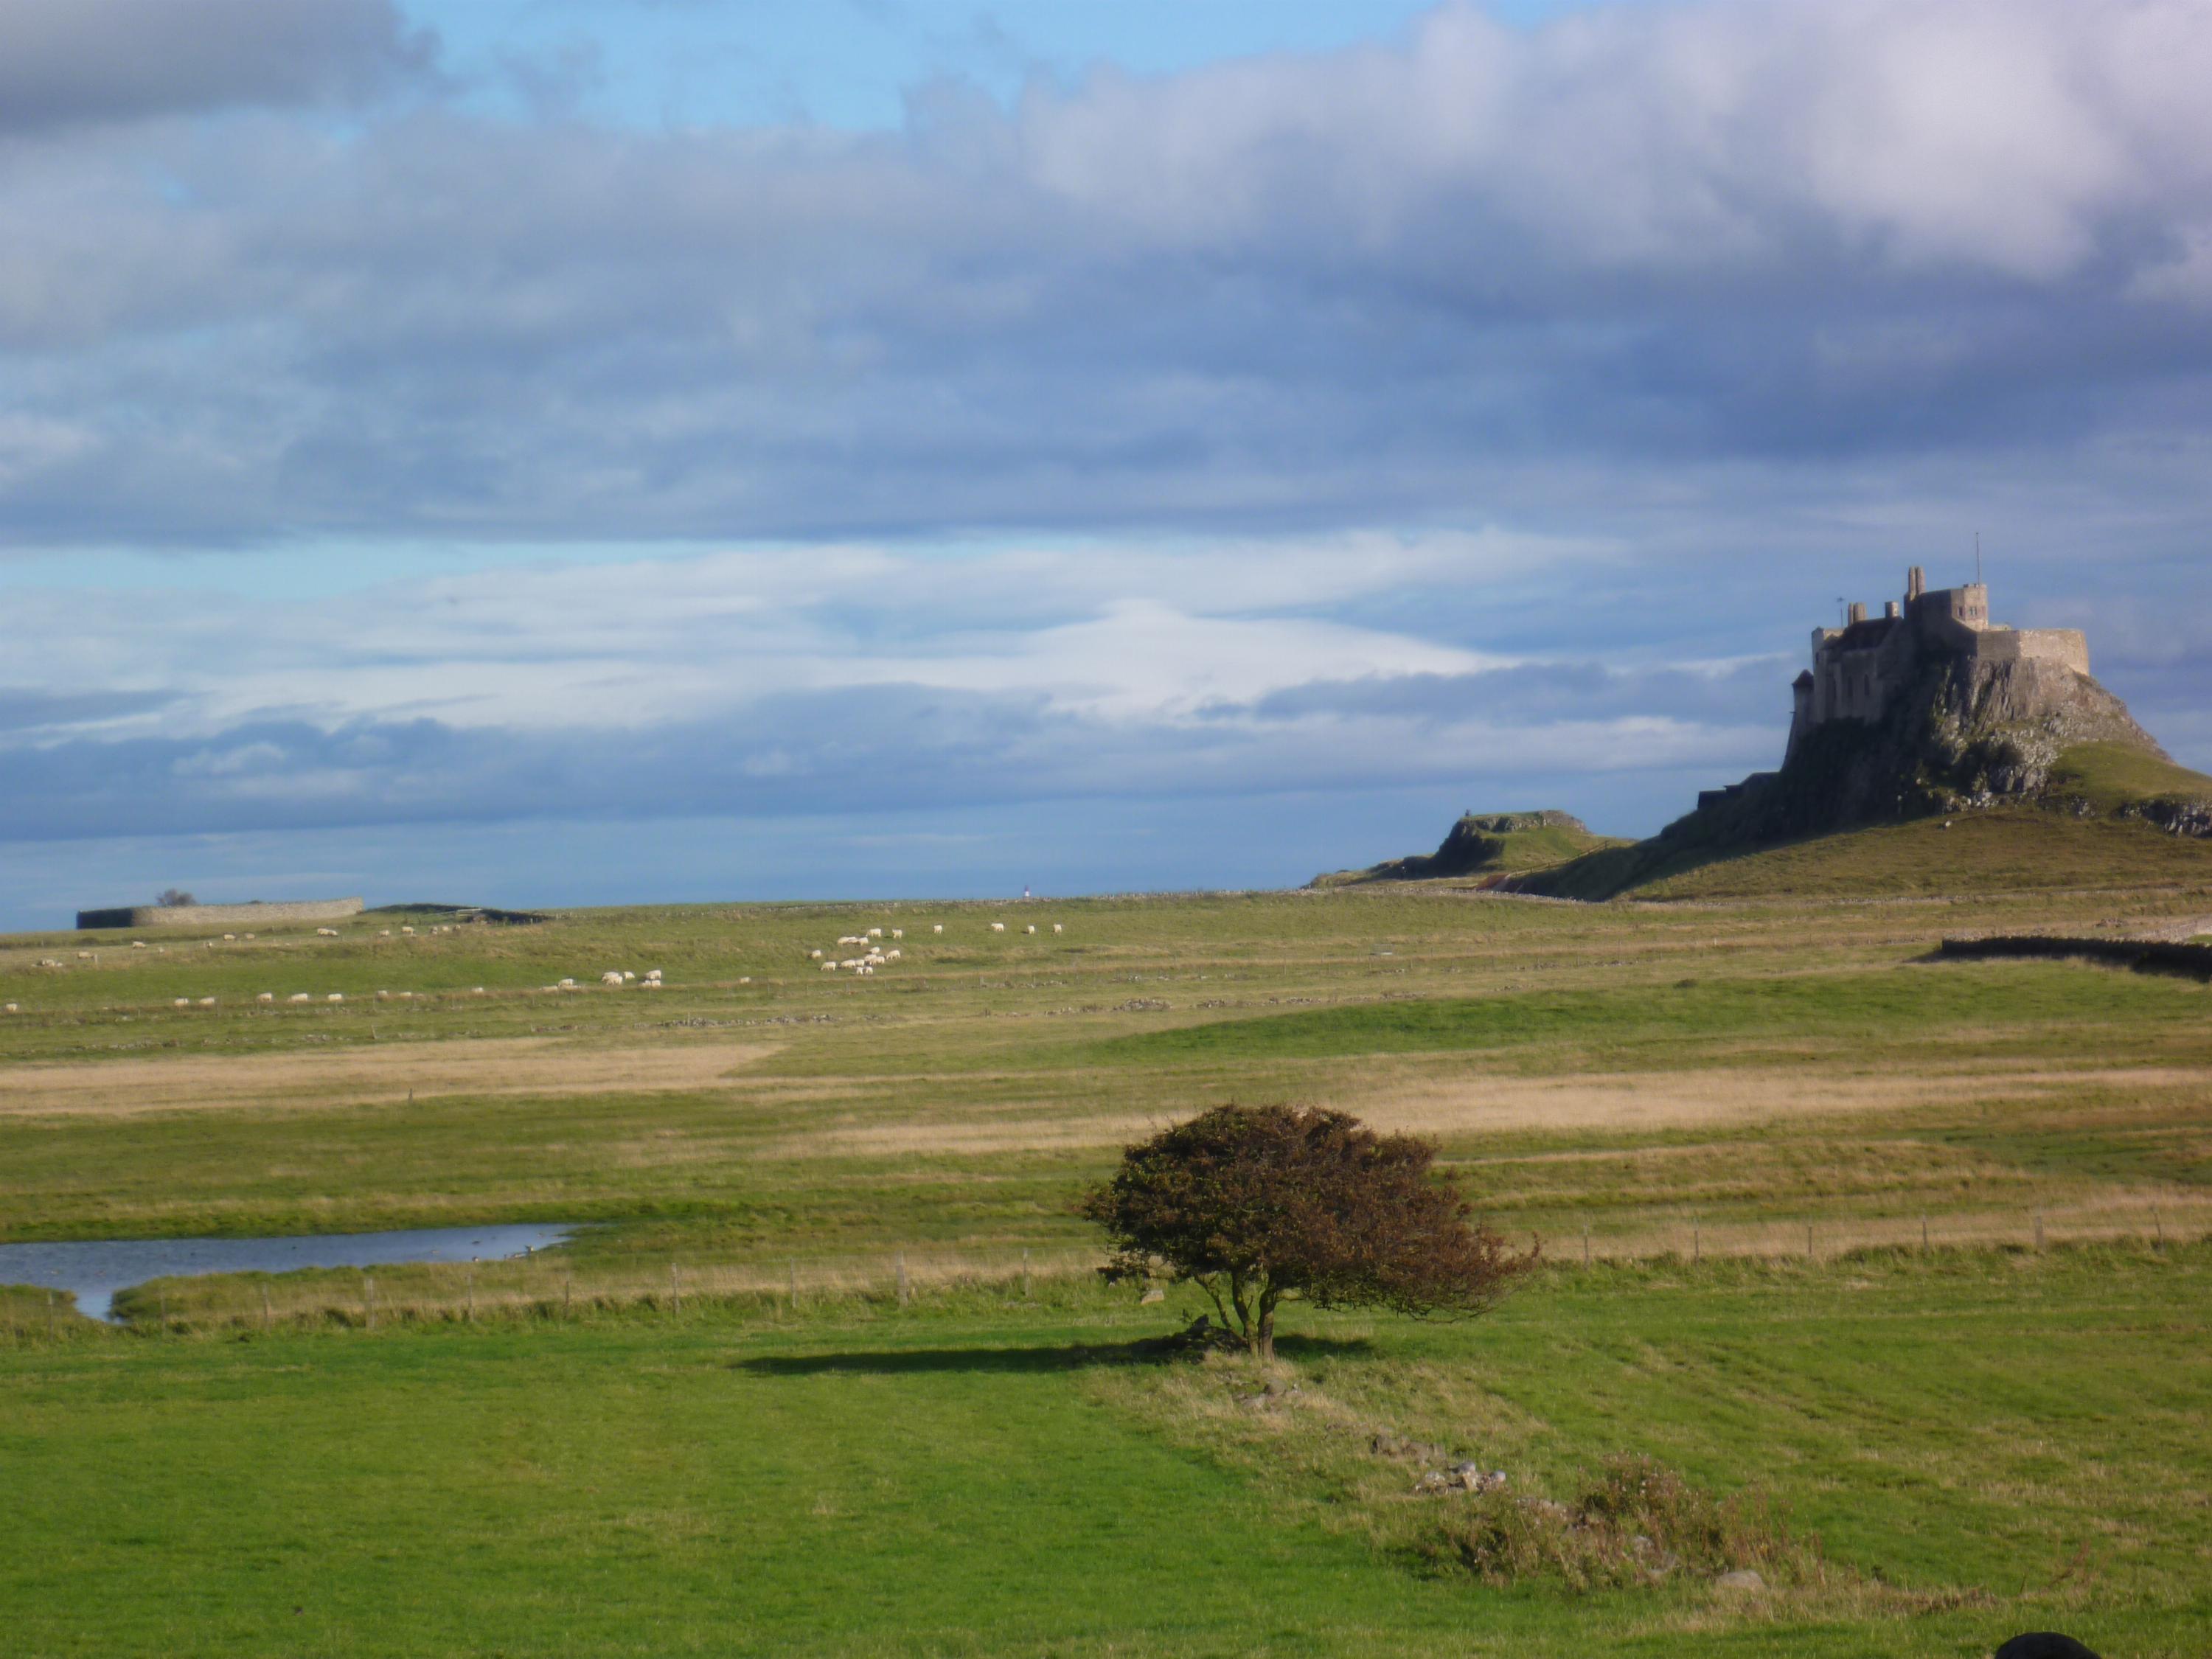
[5, 824, 2212, 1654]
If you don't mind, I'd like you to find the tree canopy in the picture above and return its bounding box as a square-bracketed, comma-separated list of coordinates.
[1083, 1104, 1534, 1359]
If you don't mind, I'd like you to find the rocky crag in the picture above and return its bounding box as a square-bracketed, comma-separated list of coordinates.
[1516, 570, 2212, 899]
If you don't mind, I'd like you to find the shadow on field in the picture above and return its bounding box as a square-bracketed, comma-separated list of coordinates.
[737, 1334, 1374, 1377]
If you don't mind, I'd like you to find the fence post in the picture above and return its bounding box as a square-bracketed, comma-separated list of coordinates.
[2034, 1211, 2045, 1253]
[1021, 1249, 1032, 1299]
[261, 1286, 272, 1332]
[1921, 1214, 1929, 1252]
[1806, 1224, 1815, 1263]
[46, 1290, 55, 1338]
[1582, 1226, 1590, 1268]
[563, 1273, 572, 1315]
[1691, 1219, 1700, 1265]
[159, 1291, 167, 1330]
[364, 1273, 376, 1330]
[896, 1251, 910, 1307]
[2153, 1207, 2165, 1253]
[788, 1259, 799, 1310]
[466, 1267, 476, 1324]
[669, 1264, 681, 1311]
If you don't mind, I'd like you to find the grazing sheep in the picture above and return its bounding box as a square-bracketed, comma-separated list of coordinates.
[891, 929, 903, 940]
[379, 929, 392, 937]
[601, 971, 625, 987]
[932, 924, 943, 933]
[3, 1004, 16, 1014]
[75, 950, 92, 960]
[222, 933, 235, 941]
[288, 992, 311, 1004]
[173, 998, 190, 1008]
[401, 925, 415, 935]
[737, 976, 751, 984]
[327, 992, 344, 1003]
[623, 970, 636, 981]
[131, 940, 146, 949]
[867, 928, 883, 939]
[243, 933, 255, 940]
[1024, 924, 1037, 935]
[990, 922, 1006, 933]
[810, 949, 824, 959]
[821, 961, 838, 972]
[316, 928, 338, 937]
[1052, 924, 1063, 934]
[558, 977, 577, 989]
[473, 987, 487, 995]
[198, 996, 217, 1007]
[378, 990, 393, 1000]
[257, 992, 274, 1003]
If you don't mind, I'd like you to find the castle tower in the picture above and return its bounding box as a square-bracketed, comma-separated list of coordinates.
[1906, 566, 1925, 604]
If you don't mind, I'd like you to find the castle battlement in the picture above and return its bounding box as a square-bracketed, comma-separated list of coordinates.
[1785, 566, 2089, 764]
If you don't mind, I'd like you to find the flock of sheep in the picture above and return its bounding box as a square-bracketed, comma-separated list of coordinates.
[2, 911, 1068, 1015]
[812, 917, 1064, 975]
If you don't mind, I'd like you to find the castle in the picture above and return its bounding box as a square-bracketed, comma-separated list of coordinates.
[1784, 567, 2090, 765]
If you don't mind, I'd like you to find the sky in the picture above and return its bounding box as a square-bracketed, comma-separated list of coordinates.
[4, 0, 2212, 929]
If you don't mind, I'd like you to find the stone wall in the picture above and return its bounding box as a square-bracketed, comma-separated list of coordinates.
[76, 897, 366, 931]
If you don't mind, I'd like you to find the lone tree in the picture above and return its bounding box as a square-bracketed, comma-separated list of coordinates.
[156, 888, 195, 908]
[1083, 1104, 1534, 1360]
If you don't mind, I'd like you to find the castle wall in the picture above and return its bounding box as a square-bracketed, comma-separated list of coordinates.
[76, 897, 366, 931]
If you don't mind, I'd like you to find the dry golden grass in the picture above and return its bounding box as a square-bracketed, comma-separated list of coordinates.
[0, 1036, 779, 1119]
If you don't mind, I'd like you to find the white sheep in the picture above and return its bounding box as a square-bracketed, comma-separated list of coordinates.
[222, 933, 235, 941]
[198, 996, 217, 1007]
[601, 971, 624, 987]
[75, 950, 92, 960]
[644, 969, 661, 981]
[327, 992, 344, 1003]
[1052, 924, 1063, 935]
[379, 929, 392, 937]
[131, 940, 147, 949]
[316, 928, 338, 937]
[558, 977, 577, 989]
[2, 1003, 16, 1014]
[932, 924, 943, 934]
[473, 987, 487, 995]
[622, 970, 636, 981]
[288, 992, 311, 1004]
[401, 925, 415, 935]
[821, 961, 838, 973]
[810, 949, 824, 959]
[867, 928, 883, 939]
[642, 979, 663, 990]
[173, 998, 189, 1008]
[990, 922, 1006, 933]
[737, 976, 751, 985]
[891, 929, 903, 940]
[886, 949, 900, 961]
[257, 992, 274, 1004]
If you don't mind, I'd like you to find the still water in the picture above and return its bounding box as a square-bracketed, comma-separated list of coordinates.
[0, 1224, 576, 1321]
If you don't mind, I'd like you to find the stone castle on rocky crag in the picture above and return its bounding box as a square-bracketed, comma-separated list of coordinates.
[1785, 567, 2093, 765]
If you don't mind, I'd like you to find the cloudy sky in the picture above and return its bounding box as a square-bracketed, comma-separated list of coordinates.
[4, 0, 2211, 927]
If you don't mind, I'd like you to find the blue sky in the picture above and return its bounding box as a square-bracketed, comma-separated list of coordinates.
[2, 0, 2211, 929]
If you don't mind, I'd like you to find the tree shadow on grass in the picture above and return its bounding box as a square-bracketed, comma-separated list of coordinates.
[737, 1332, 1376, 1378]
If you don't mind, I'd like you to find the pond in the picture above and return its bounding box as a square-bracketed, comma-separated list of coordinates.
[0, 1224, 577, 1321]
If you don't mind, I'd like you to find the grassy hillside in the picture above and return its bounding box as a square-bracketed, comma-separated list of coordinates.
[2048, 740, 2212, 814]
[1314, 810, 1628, 887]
[1526, 804, 2212, 902]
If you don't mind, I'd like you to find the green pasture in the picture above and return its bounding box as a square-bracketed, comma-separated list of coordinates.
[6, 837, 2212, 1653]
[2, 1246, 2205, 1658]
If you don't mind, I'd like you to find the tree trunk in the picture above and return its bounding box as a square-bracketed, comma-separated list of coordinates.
[1256, 1301, 1276, 1363]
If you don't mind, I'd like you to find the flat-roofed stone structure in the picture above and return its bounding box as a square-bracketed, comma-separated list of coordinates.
[76, 897, 366, 931]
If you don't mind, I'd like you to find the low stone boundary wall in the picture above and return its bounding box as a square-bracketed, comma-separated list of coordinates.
[77, 898, 366, 931]
[1939, 934, 2212, 978]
